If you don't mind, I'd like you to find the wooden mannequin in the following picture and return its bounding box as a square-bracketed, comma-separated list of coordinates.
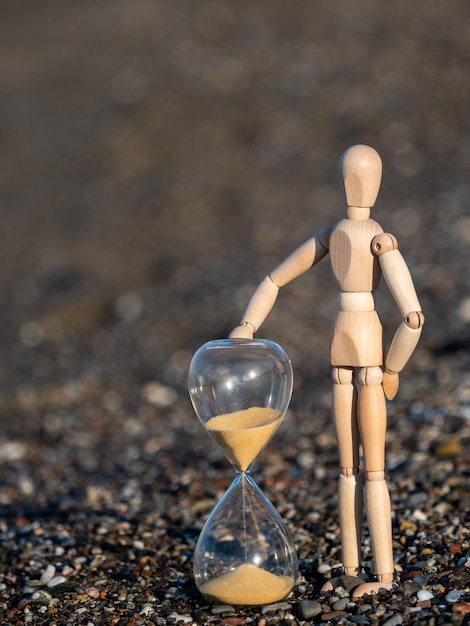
[229, 145, 424, 597]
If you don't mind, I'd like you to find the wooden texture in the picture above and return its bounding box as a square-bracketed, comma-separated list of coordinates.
[329, 218, 383, 292]
[378, 249, 422, 317]
[330, 310, 383, 367]
[338, 473, 363, 575]
[269, 234, 329, 287]
[230, 145, 424, 594]
[386, 321, 422, 374]
[332, 371, 359, 470]
[231, 275, 278, 336]
[358, 384, 387, 473]
[339, 144, 382, 208]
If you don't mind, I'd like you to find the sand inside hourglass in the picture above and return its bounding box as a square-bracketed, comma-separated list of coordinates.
[206, 407, 282, 471]
[200, 562, 294, 605]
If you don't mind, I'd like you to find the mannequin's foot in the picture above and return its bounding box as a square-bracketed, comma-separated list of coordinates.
[352, 580, 397, 599]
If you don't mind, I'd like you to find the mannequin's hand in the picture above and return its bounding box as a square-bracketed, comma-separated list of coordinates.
[229, 324, 253, 340]
[383, 370, 399, 400]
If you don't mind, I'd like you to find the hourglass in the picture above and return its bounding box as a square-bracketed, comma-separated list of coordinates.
[188, 338, 298, 606]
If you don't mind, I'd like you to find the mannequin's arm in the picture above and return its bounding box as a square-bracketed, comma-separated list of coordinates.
[230, 228, 331, 339]
[372, 233, 425, 399]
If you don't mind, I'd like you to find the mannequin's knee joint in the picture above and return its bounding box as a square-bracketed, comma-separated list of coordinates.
[365, 470, 385, 481]
[332, 366, 354, 385]
[357, 366, 383, 387]
[340, 467, 360, 477]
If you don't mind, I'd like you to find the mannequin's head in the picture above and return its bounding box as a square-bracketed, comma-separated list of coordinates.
[339, 145, 382, 209]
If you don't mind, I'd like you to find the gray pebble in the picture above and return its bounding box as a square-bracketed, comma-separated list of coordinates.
[350, 616, 371, 625]
[382, 616, 403, 626]
[338, 575, 365, 592]
[405, 492, 428, 507]
[413, 573, 433, 586]
[211, 605, 236, 614]
[261, 601, 292, 614]
[298, 600, 322, 619]
[445, 589, 464, 603]
[332, 597, 349, 611]
[402, 581, 421, 596]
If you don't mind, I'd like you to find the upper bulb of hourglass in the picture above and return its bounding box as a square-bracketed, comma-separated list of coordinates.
[188, 338, 293, 471]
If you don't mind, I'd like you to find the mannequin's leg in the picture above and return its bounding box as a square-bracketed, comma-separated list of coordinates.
[322, 367, 362, 591]
[353, 366, 395, 598]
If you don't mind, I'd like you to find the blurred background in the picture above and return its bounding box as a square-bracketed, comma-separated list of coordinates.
[0, 0, 469, 516]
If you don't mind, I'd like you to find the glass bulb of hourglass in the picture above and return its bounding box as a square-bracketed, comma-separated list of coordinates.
[188, 338, 293, 472]
[193, 473, 297, 606]
[188, 338, 297, 605]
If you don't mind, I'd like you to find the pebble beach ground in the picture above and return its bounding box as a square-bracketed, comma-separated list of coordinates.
[1, 1, 470, 625]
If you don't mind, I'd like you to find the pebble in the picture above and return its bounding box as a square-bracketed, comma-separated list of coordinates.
[332, 597, 349, 611]
[31, 590, 52, 604]
[446, 590, 465, 603]
[40, 564, 56, 584]
[46, 575, 67, 588]
[382, 616, 403, 626]
[417, 589, 434, 601]
[167, 613, 193, 623]
[298, 600, 322, 619]
[338, 575, 365, 592]
[86, 587, 100, 598]
[321, 610, 346, 621]
[261, 601, 292, 614]
[211, 605, 236, 614]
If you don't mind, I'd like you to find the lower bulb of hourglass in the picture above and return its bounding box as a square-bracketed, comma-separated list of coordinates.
[193, 473, 298, 606]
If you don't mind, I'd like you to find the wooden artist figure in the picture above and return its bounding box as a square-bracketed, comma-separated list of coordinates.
[229, 145, 424, 597]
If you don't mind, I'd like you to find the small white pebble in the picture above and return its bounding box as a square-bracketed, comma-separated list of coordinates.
[140, 604, 154, 616]
[411, 509, 427, 521]
[40, 564, 56, 584]
[317, 563, 331, 574]
[167, 613, 193, 623]
[142, 381, 178, 407]
[46, 575, 67, 588]
[0, 441, 28, 462]
[417, 590, 434, 601]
